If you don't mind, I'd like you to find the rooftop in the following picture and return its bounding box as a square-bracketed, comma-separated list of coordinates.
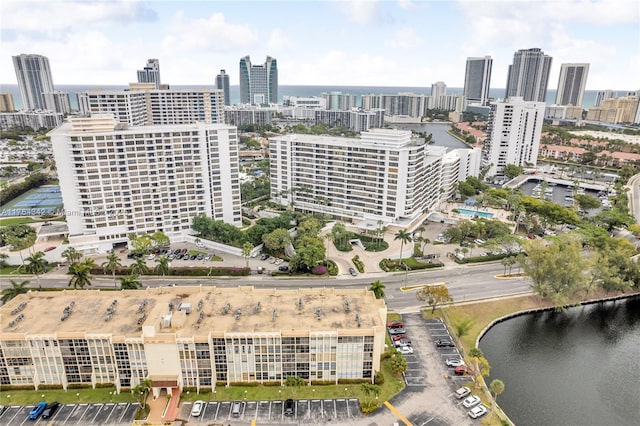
[0, 286, 386, 339]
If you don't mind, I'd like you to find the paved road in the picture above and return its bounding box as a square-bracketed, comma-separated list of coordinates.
[28, 261, 531, 312]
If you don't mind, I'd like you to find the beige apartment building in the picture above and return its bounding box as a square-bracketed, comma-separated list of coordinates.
[0, 286, 386, 395]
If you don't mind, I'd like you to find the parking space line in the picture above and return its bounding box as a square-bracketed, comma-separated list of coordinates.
[116, 403, 129, 423]
[383, 401, 413, 426]
[101, 403, 116, 424]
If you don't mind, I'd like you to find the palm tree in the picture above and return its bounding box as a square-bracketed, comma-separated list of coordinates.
[1, 279, 30, 303]
[102, 252, 122, 288]
[154, 255, 170, 281]
[68, 259, 95, 289]
[130, 257, 149, 276]
[62, 247, 82, 265]
[25, 251, 47, 289]
[242, 242, 253, 268]
[119, 275, 142, 290]
[394, 230, 412, 263]
[369, 280, 386, 299]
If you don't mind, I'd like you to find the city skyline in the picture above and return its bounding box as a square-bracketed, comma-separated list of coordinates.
[0, 0, 638, 90]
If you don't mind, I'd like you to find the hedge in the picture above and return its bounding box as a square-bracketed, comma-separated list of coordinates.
[89, 266, 250, 277]
[337, 378, 369, 384]
[453, 252, 521, 264]
[352, 255, 365, 273]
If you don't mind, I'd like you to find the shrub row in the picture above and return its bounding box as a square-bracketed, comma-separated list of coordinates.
[352, 255, 365, 273]
[0, 172, 50, 205]
[89, 266, 250, 277]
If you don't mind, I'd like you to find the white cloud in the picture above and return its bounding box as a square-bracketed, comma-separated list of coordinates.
[267, 28, 294, 51]
[384, 27, 423, 49]
[0, 0, 157, 34]
[334, 0, 379, 25]
[397, 0, 414, 10]
[161, 11, 259, 52]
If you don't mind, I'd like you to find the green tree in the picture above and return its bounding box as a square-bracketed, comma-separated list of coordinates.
[130, 257, 150, 276]
[290, 236, 325, 271]
[129, 233, 153, 253]
[489, 379, 505, 406]
[416, 284, 453, 313]
[284, 375, 304, 387]
[468, 347, 491, 388]
[390, 351, 408, 375]
[24, 251, 47, 289]
[62, 247, 82, 264]
[394, 230, 412, 262]
[574, 194, 601, 211]
[520, 238, 587, 307]
[150, 231, 170, 248]
[154, 255, 170, 280]
[120, 274, 142, 290]
[1, 279, 30, 303]
[102, 252, 122, 288]
[503, 164, 523, 179]
[262, 228, 292, 252]
[133, 379, 152, 408]
[68, 259, 95, 289]
[454, 318, 474, 338]
[297, 216, 322, 237]
[242, 241, 253, 268]
[369, 280, 386, 299]
[0, 252, 8, 268]
[501, 256, 517, 276]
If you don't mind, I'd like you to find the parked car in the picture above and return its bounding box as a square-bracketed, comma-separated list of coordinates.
[436, 339, 455, 347]
[190, 255, 197, 260]
[454, 386, 471, 399]
[275, 258, 284, 265]
[168, 254, 175, 260]
[147, 254, 155, 260]
[397, 345, 414, 355]
[388, 327, 406, 335]
[387, 321, 404, 328]
[196, 254, 204, 260]
[173, 249, 181, 255]
[28, 401, 47, 420]
[260, 254, 269, 261]
[231, 401, 242, 417]
[462, 395, 481, 408]
[43, 246, 56, 252]
[278, 265, 289, 272]
[42, 402, 60, 419]
[191, 400, 204, 417]
[391, 333, 409, 341]
[445, 358, 465, 367]
[180, 248, 188, 255]
[348, 267, 358, 276]
[454, 365, 473, 375]
[284, 399, 294, 416]
[468, 404, 488, 419]
[204, 254, 212, 261]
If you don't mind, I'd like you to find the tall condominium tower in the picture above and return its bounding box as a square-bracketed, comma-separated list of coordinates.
[239, 56, 278, 105]
[216, 69, 231, 106]
[505, 48, 552, 102]
[137, 59, 161, 89]
[50, 115, 242, 252]
[12, 54, 54, 111]
[594, 90, 616, 107]
[555, 63, 589, 106]
[464, 56, 492, 105]
[482, 97, 545, 177]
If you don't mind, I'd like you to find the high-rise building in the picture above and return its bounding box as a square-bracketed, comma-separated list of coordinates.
[78, 84, 225, 126]
[216, 69, 231, 106]
[0, 93, 15, 112]
[464, 56, 493, 105]
[136, 59, 161, 89]
[50, 115, 242, 252]
[555, 63, 589, 106]
[431, 81, 447, 100]
[270, 129, 455, 223]
[482, 97, 546, 177]
[12, 54, 55, 111]
[0, 286, 386, 390]
[594, 90, 617, 107]
[505, 48, 552, 102]
[239, 56, 278, 105]
[42, 91, 71, 114]
[321, 92, 357, 110]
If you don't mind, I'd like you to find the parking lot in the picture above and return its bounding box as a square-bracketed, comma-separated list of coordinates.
[0, 403, 138, 425]
[424, 318, 471, 387]
[396, 313, 429, 387]
[180, 398, 360, 424]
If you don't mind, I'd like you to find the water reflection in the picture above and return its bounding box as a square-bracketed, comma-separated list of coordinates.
[479, 296, 639, 426]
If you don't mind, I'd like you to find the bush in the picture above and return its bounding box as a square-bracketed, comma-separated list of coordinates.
[38, 384, 64, 390]
[337, 378, 369, 385]
[311, 265, 327, 275]
[374, 370, 385, 385]
[230, 381, 259, 387]
[352, 255, 365, 273]
[262, 381, 282, 387]
[308, 380, 335, 386]
[67, 383, 91, 389]
[95, 382, 115, 388]
[325, 260, 339, 276]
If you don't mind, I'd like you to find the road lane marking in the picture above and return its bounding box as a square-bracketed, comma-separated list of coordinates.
[384, 401, 414, 426]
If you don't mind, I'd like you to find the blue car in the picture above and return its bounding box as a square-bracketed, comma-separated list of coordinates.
[28, 401, 47, 420]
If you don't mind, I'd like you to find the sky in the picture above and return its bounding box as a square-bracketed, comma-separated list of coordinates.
[1, 0, 639, 90]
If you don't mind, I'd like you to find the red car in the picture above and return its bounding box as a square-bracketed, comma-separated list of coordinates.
[44, 246, 56, 252]
[387, 321, 404, 328]
[455, 366, 473, 375]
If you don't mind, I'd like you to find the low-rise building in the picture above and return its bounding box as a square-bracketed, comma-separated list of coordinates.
[0, 286, 386, 394]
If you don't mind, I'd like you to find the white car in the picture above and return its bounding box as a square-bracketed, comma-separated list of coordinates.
[462, 395, 481, 408]
[147, 254, 155, 260]
[274, 258, 284, 265]
[454, 386, 471, 399]
[397, 346, 414, 355]
[445, 358, 465, 367]
[468, 404, 488, 419]
[191, 400, 204, 417]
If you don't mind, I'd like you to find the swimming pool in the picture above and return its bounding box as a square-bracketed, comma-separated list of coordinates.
[457, 208, 494, 218]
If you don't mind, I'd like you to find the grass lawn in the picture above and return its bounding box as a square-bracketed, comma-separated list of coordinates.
[0, 217, 38, 226]
[0, 265, 25, 275]
[0, 387, 135, 405]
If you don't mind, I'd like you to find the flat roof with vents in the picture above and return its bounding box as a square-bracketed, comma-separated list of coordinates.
[0, 286, 387, 339]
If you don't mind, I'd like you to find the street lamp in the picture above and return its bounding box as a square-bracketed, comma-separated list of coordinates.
[76, 392, 80, 403]
[244, 390, 247, 402]
[109, 391, 113, 403]
[6, 395, 10, 405]
[344, 387, 348, 397]
[41, 394, 45, 401]
[213, 390, 216, 401]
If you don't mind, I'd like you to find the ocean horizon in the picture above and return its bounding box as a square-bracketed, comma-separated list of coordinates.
[0, 83, 629, 111]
